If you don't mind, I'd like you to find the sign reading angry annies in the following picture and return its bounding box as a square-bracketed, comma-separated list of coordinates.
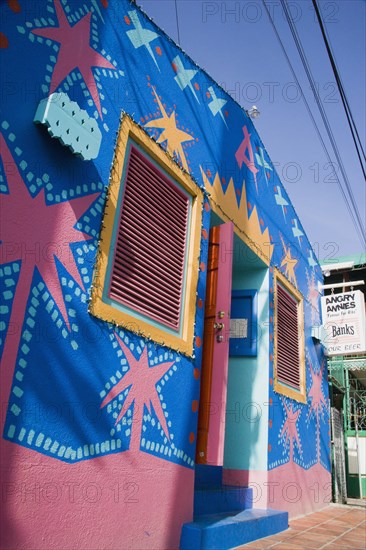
[321, 290, 366, 356]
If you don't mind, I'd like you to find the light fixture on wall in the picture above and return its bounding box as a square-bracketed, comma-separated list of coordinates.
[247, 105, 260, 119]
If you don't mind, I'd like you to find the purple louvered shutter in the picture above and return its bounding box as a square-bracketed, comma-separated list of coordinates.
[109, 146, 189, 330]
[277, 284, 301, 390]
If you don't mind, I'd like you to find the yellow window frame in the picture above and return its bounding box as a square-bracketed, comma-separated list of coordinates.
[90, 115, 203, 356]
[273, 269, 306, 403]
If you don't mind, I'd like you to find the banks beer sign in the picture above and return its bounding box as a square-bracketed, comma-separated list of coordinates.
[321, 290, 366, 356]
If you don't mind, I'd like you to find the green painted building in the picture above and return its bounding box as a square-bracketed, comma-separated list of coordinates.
[321, 254, 366, 500]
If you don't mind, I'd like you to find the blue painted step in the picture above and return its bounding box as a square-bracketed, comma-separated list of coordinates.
[180, 508, 288, 550]
[195, 465, 223, 488]
[194, 486, 253, 517]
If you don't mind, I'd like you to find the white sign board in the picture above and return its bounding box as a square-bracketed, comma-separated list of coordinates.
[321, 290, 366, 356]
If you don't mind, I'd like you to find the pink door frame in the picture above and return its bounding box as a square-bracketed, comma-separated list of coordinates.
[206, 221, 234, 465]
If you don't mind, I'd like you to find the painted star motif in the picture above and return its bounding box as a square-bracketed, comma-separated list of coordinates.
[145, 87, 195, 172]
[0, 132, 98, 422]
[275, 186, 289, 221]
[126, 10, 160, 69]
[292, 219, 304, 246]
[172, 55, 199, 103]
[308, 249, 317, 269]
[255, 147, 272, 185]
[308, 359, 327, 418]
[0, 133, 98, 325]
[280, 234, 298, 286]
[308, 357, 327, 462]
[207, 86, 228, 128]
[235, 125, 259, 191]
[90, 0, 105, 24]
[306, 269, 321, 325]
[101, 334, 175, 454]
[32, 0, 117, 117]
[280, 399, 302, 461]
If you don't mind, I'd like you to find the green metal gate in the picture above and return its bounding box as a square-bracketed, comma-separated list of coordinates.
[328, 356, 366, 499]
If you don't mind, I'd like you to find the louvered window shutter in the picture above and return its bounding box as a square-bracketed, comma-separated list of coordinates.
[277, 284, 300, 390]
[109, 146, 189, 331]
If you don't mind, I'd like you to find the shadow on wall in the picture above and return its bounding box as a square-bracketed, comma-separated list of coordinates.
[224, 264, 270, 476]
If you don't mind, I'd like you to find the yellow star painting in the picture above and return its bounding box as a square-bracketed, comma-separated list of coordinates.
[144, 86, 194, 172]
[280, 234, 298, 286]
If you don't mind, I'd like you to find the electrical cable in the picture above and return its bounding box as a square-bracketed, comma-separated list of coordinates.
[314, 0, 366, 164]
[312, 0, 366, 177]
[280, 0, 365, 246]
[262, 0, 366, 248]
[174, 0, 181, 44]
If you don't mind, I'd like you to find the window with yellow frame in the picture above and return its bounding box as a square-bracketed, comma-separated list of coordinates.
[89, 115, 203, 356]
[273, 269, 306, 403]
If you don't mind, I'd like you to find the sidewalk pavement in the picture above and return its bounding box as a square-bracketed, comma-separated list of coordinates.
[237, 501, 366, 549]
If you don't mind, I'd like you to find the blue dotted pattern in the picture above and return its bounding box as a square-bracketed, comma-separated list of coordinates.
[1, 0, 329, 472]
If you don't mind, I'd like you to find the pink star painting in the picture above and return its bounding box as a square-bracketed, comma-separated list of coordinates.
[32, 0, 116, 117]
[306, 269, 321, 325]
[308, 357, 327, 462]
[0, 132, 99, 428]
[235, 125, 259, 191]
[280, 399, 302, 462]
[101, 334, 176, 454]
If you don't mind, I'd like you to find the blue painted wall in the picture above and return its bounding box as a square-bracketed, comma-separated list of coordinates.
[0, 0, 330, 546]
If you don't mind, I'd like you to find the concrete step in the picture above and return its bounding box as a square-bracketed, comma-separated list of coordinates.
[195, 464, 223, 488]
[194, 486, 253, 517]
[180, 508, 288, 550]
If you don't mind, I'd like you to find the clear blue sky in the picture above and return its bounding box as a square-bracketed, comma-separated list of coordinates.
[138, 0, 366, 261]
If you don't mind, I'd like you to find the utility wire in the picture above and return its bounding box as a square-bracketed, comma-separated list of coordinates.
[262, 0, 366, 248]
[280, 0, 365, 246]
[314, 0, 366, 164]
[312, 0, 366, 179]
[174, 0, 181, 44]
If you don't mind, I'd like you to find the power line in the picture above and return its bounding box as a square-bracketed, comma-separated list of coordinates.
[262, 0, 366, 248]
[314, 0, 366, 165]
[312, 0, 366, 179]
[174, 0, 181, 44]
[280, 0, 365, 246]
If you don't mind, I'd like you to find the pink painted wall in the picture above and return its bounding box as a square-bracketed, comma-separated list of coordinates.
[2, 439, 194, 549]
[224, 463, 331, 519]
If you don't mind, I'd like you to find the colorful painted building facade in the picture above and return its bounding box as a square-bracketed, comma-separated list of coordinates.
[0, 1, 331, 548]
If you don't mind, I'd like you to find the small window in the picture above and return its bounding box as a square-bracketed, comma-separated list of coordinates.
[109, 145, 189, 330]
[274, 270, 306, 403]
[90, 116, 203, 356]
